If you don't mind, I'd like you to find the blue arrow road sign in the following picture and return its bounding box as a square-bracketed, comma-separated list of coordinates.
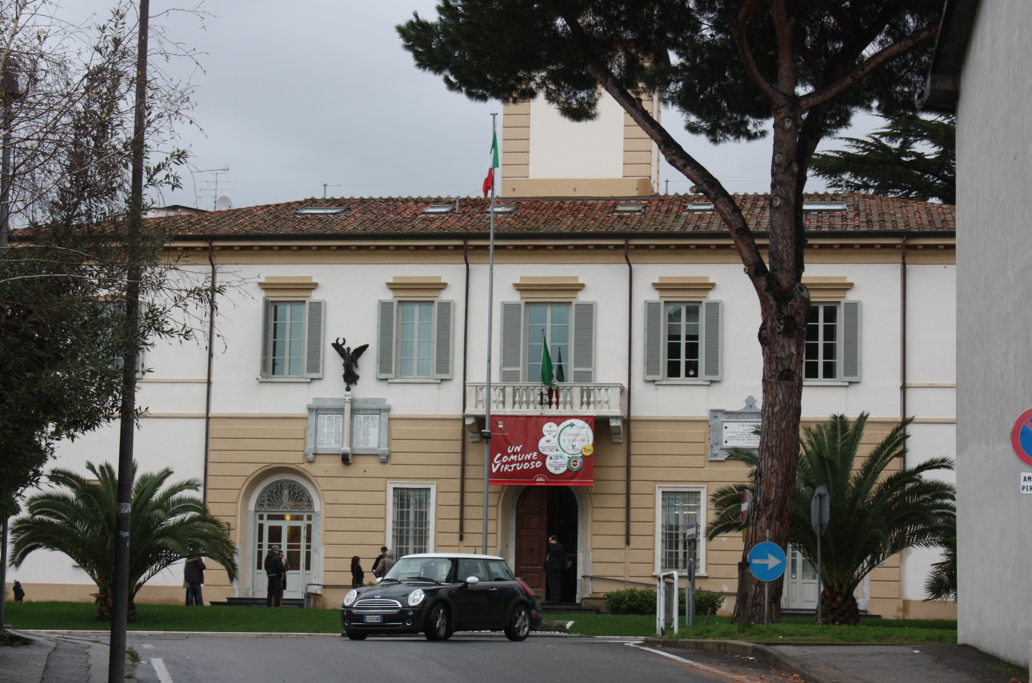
[748, 542, 787, 582]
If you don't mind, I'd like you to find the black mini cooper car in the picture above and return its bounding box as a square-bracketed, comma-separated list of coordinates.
[341, 553, 542, 641]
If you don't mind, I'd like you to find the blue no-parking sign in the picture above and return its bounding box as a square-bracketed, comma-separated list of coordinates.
[748, 542, 787, 582]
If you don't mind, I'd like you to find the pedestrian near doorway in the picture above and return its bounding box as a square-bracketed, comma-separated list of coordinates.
[351, 556, 364, 588]
[12, 580, 24, 603]
[184, 555, 206, 606]
[372, 546, 387, 577]
[265, 544, 285, 607]
[543, 534, 564, 603]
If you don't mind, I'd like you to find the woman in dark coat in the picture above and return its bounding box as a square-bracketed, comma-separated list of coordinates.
[351, 556, 364, 588]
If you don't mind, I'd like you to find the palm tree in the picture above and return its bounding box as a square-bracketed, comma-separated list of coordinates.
[924, 516, 957, 602]
[708, 414, 955, 625]
[10, 461, 238, 621]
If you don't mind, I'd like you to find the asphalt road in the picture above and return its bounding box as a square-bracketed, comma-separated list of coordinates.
[124, 633, 795, 683]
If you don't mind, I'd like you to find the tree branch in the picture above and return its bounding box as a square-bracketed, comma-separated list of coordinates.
[800, 23, 939, 111]
[561, 13, 770, 283]
[728, 0, 783, 107]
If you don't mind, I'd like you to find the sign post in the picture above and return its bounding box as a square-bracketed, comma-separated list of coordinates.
[685, 523, 699, 627]
[810, 484, 830, 625]
[748, 540, 786, 625]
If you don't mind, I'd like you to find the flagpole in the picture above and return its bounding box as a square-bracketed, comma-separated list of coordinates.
[482, 113, 497, 555]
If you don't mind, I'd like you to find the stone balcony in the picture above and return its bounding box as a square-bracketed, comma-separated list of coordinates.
[464, 382, 625, 442]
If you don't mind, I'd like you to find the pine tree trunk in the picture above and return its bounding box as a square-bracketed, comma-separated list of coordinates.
[821, 586, 861, 626]
[745, 99, 810, 625]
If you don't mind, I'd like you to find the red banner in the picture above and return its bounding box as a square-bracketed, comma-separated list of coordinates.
[489, 416, 595, 486]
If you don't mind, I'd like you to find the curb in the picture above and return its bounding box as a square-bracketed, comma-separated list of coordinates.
[22, 628, 576, 639]
[644, 638, 832, 683]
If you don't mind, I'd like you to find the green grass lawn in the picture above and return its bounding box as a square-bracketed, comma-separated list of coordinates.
[547, 614, 958, 643]
[4, 602, 342, 633]
[5, 602, 957, 644]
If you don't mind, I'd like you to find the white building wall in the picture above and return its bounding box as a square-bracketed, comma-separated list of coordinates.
[955, 0, 1032, 667]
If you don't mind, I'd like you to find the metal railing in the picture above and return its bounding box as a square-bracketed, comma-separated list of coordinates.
[465, 383, 623, 414]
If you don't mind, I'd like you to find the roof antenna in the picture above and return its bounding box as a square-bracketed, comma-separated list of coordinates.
[454, 197, 459, 211]
[323, 183, 343, 199]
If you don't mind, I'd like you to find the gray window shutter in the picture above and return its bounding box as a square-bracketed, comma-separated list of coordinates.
[644, 300, 663, 381]
[377, 299, 397, 379]
[304, 300, 325, 379]
[260, 299, 272, 378]
[433, 300, 454, 380]
[841, 300, 861, 382]
[571, 301, 596, 383]
[701, 300, 722, 381]
[500, 302, 524, 382]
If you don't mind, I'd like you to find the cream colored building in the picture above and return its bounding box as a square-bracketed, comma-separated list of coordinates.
[8, 94, 956, 620]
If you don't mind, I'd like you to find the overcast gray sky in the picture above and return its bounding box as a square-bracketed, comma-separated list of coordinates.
[56, 0, 883, 210]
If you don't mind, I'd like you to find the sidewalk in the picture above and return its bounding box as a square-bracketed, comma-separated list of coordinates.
[651, 639, 1028, 683]
[0, 632, 135, 683]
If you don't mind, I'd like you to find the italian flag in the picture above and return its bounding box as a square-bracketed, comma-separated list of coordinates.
[482, 131, 499, 197]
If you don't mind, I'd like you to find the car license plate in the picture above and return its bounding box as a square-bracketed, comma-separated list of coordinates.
[363, 615, 382, 623]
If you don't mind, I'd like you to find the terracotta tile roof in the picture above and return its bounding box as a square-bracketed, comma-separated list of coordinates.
[158, 192, 955, 239]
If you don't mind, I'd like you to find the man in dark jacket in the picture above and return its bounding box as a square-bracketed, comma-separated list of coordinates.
[265, 545, 286, 607]
[543, 534, 565, 603]
[184, 555, 206, 606]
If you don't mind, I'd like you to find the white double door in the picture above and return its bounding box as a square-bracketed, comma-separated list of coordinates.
[784, 546, 819, 610]
[255, 513, 312, 600]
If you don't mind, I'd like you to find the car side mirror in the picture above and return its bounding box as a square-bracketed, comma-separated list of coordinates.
[375, 577, 382, 584]
[465, 576, 479, 585]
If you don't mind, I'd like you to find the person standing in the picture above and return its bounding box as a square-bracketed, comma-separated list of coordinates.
[265, 544, 286, 607]
[184, 555, 206, 606]
[12, 580, 24, 603]
[371, 546, 388, 577]
[543, 534, 565, 604]
[351, 556, 365, 588]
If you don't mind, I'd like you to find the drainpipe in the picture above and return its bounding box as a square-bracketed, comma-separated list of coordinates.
[460, 239, 470, 542]
[624, 239, 633, 546]
[900, 234, 907, 469]
[203, 240, 217, 502]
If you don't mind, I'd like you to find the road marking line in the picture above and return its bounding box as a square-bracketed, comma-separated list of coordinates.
[152, 658, 174, 683]
[142, 644, 154, 649]
[624, 642, 753, 682]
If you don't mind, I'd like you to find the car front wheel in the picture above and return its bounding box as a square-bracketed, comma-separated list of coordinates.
[346, 631, 367, 641]
[425, 603, 450, 642]
[505, 604, 531, 641]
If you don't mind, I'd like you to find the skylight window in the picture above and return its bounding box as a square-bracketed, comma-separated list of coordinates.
[486, 205, 517, 215]
[614, 203, 645, 214]
[686, 202, 714, 213]
[803, 202, 848, 212]
[423, 205, 454, 215]
[294, 206, 347, 216]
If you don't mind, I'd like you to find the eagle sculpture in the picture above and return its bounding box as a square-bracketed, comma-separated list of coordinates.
[331, 338, 369, 390]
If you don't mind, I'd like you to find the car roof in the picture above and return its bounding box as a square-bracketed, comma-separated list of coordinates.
[400, 553, 504, 560]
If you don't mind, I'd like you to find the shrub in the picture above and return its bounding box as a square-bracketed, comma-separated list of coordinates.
[604, 587, 724, 615]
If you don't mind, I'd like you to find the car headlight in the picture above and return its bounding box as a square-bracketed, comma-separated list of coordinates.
[344, 590, 357, 607]
[407, 589, 425, 607]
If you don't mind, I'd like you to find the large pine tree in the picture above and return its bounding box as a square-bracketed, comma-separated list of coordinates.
[399, 1, 944, 622]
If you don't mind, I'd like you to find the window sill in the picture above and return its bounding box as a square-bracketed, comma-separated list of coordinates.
[803, 381, 850, 387]
[387, 378, 443, 384]
[652, 571, 709, 579]
[655, 379, 712, 386]
[257, 377, 312, 383]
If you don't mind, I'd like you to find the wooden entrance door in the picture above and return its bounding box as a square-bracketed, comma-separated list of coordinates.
[514, 487, 547, 593]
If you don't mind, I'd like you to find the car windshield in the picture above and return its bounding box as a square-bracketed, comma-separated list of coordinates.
[383, 557, 453, 583]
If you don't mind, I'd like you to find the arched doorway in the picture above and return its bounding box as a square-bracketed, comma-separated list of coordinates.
[513, 487, 579, 604]
[250, 479, 318, 601]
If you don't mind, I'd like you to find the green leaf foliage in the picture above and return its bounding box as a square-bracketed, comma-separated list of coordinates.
[707, 414, 955, 623]
[604, 587, 724, 616]
[398, 1, 944, 144]
[9, 461, 238, 621]
[811, 114, 956, 203]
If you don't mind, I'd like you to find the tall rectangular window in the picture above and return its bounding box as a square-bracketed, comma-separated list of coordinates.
[270, 302, 306, 377]
[399, 302, 434, 378]
[527, 303, 570, 383]
[392, 486, 431, 557]
[666, 303, 700, 379]
[659, 489, 701, 573]
[805, 304, 838, 380]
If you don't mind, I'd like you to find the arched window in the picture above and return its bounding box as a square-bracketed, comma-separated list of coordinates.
[255, 480, 314, 512]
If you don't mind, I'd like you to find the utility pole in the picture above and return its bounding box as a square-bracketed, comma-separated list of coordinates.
[109, 1, 148, 680]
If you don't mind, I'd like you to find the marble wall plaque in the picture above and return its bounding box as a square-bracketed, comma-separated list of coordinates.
[352, 414, 380, 449]
[317, 413, 344, 449]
